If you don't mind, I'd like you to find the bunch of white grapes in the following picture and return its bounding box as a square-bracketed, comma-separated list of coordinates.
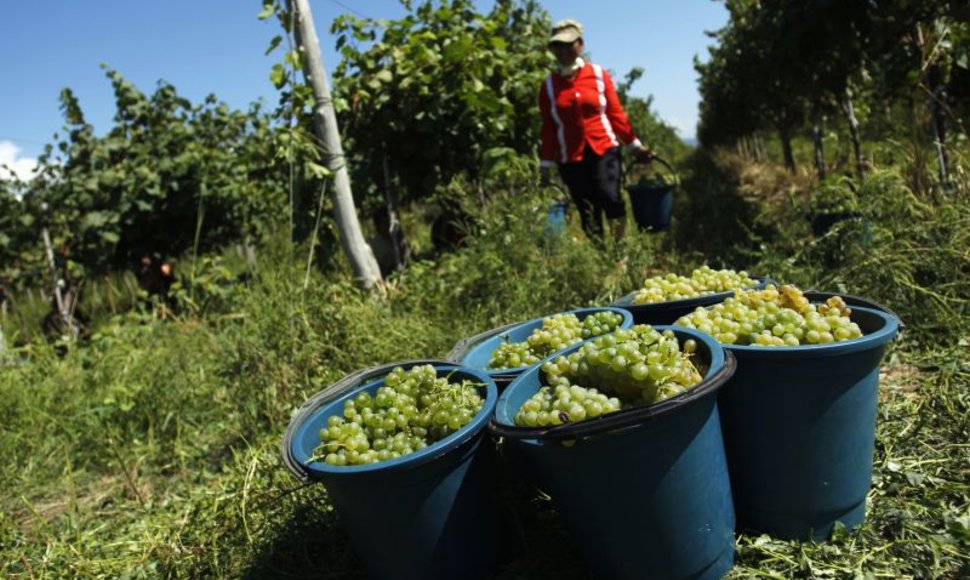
[314, 365, 485, 466]
[488, 311, 624, 369]
[514, 325, 703, 427]
[632, 266, 757, 305]
[675, 284, 863, 346]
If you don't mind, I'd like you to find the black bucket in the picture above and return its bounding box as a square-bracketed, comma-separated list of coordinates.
[626, 157, 678, 232]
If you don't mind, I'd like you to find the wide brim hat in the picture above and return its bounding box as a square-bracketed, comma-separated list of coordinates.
[549, 18, 583, 45]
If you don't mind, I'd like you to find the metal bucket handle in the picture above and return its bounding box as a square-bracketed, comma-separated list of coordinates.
[445, 320, 524, 363]
[622, 155, 679, 188]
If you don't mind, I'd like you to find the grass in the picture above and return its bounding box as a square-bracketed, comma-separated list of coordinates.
[1, 160, 968, 579]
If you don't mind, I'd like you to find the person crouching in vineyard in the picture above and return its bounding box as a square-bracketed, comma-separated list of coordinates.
[136, 255, 177, 313]
[538, 19, 656, 243]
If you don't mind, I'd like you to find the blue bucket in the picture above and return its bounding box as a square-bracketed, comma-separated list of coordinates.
[449, 307, 634, 389]
[713, 306, 900, 541]
[286, 365, 500, 580]
[612, 276, 772, 326]
[546, 201, 568, 236]
[492, 327, 737, 580]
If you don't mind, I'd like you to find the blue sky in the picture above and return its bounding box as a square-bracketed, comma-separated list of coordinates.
[0, 1, 727, 179]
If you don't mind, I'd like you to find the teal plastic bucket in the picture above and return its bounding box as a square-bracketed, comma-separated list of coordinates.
[492, 327, 737, 580]
[546, 201, 568, 236]
[612, 276, 771, 326]
[448, 307, 634, 388]
[712, 306, 899, 541]
[286, 365, 499, 580]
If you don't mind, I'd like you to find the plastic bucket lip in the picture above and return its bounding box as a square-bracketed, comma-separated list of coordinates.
[280, 359, 455, 481]
[288, 365, 498, 479]
[491, 325, 731, 442]
[455, 307, 635, 376]
[679, 305, 899, 359]
[612, 275, 772, 309]
[627, 182, 675, 195]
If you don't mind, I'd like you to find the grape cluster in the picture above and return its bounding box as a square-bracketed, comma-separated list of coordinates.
[488, 311, 624, 370]
[675, 284, 863, 346]
[514, 383, 623, 427]
[513, 325, 703, 427]
[313, 365, 485, 466]
[632, 266, 757, 305]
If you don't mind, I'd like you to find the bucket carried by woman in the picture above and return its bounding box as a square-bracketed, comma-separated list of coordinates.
[626, 156, 678, 232]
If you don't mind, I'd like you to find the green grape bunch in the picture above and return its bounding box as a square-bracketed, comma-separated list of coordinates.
[675, 284, 863, 347]
[312, 365, 485, 466]
[488, 311, 624, 370]
[632, 266, 757, 305]
[514, 325, 704, 427]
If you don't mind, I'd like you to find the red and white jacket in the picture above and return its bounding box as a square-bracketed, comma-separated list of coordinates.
[538, 59, 642, 167]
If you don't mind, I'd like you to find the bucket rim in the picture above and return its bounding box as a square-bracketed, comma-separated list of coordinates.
[684, 305, 899, 359]
[626, 182, 676, 196]
[449, 306, 634, 374]
[280, 358, 453, 480]
[489, 325, 734, 442]
[285, 364, 497, 479]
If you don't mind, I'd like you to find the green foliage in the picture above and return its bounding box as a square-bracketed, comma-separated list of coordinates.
[0, 178, 36, 286]
[330, 0, 552, 202]
[697, 0, 969, 167]
[809, 174, 862, 214]
[4, 69, 334, 292]
[696, 0, 812, 148]
[684, 147, 970, 344]
[671, 149, 778, 267]
[1, 178, 967, 577]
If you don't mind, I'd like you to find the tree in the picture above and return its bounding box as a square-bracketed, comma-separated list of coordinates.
[1, 67, 308, 294]
[330, 0, 551, 203]
[699, 0, 969, 183]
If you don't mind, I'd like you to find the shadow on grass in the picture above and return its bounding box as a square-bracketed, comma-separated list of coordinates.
[243, 448, 590, 580]
[242, 489, 366, 580]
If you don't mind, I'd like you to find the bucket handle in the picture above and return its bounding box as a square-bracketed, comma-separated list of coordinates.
[446, 320, 525, 362]
[489, 350, 737, 442]
[622, 155, 679, 187]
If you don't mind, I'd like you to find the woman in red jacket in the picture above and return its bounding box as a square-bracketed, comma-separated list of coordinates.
[539, 19, 655, 241]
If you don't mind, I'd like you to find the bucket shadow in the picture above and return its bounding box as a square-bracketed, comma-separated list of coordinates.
[244, 446, 589, 580]
[242, 490, 366, 580]
[488, 440, 592, 580]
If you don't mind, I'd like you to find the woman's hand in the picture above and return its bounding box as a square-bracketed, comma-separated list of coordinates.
[633, 146, 658, 163]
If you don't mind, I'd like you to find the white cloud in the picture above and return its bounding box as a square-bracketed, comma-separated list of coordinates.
[0, 141, 39, 182]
